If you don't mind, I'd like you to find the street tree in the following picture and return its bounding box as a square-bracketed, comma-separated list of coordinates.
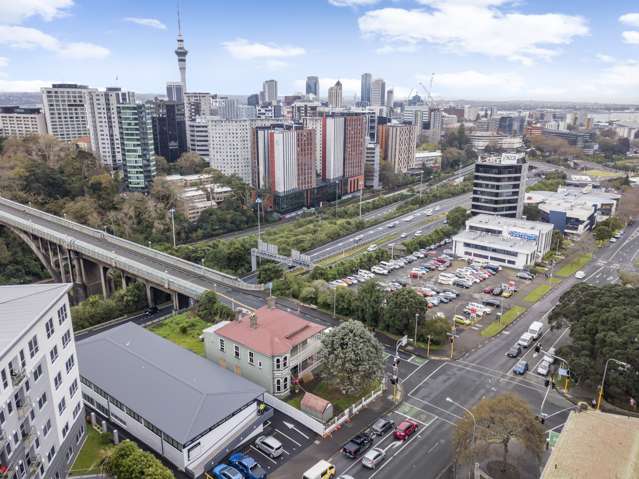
[353, 280, 385, 329]
[420, 316, 451, 344]
[319, 319, 384, 395]
[383, 288, 426, 335]
[176, 152, 208, 175]
[104, 440, 173, 479]
[453, 393, 545, 472]
[257, 262, 283, 284]
[446, 206, 468, 231]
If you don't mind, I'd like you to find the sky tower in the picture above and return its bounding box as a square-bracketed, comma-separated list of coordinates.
[175, 4, 188, 95]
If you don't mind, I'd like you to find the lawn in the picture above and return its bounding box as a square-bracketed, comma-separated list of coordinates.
[69, 426, 114, 476]
[524, 284, 552, 303]
[287, 377, 380, 415]
[149, 313, 209, 356]
[548, 277, 562, 284]
[481, 305, 527, 337]
[555, 253, 593, 277]
[583, 169, 621, 178]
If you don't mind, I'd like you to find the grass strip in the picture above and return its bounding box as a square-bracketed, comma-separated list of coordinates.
[481, 305, 527, 337]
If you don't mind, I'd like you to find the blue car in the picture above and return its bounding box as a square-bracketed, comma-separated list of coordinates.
[229, 452, 267, 479]
[513, 360, 528, 375]
[208, 464, 244, 479]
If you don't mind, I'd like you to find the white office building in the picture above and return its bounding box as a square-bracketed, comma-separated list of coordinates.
[0, 284, 85, 479]
[84, 88, 135, 169]
[262, 80, 278, 104]
[323, 116, 345, 180]
[452, 230, 538, 269]
[472, 153, 528, 218]
[186, 118, 212, 160]
[328, 81, 343, 108]
[0, 107, 47, 138]
[77, 323, 268, 478]
[41, 84, 94, 142]
[371, 79, 386, 107]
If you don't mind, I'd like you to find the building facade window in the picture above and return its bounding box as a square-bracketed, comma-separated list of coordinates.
[248, 351, 254, 365]
[45, 318, 55, 339]
[234, 345, 240, 359]
[219, 338, 225, 352]
[62, 330, 71, 349]
[57, 304, 68, 325]
[54, 372, 62, 390]
[50, 345, 59, 364]
[33, 364, 42, 382]
[28, 335, 39, 358]
[66, 354, 75, 374]
[58, 397, 66, 415]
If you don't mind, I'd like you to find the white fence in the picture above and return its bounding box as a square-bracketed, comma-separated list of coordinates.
[263, 380, 386, 438]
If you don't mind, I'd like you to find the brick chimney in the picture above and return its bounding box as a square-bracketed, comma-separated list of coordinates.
[249, 313, 258, 329]
[266, 296, 276, 309]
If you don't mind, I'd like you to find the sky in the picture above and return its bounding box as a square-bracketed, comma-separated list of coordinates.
[1, 0, 639, 102]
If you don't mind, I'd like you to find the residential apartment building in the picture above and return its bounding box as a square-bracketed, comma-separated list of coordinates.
[472, 153, 528, 218]
[371, 78, 386, 107]
[0, 284, 85, 479]
[204, 304, 325, 397]
[41, 84, 93, 142]
[343, 115, 367, 192]
[262, 80, 278, 104]
[149, 99, 187, 163]
[327, 81, 343, 108]
[186, 118, 211, 159]
[177, 188, 217, 222]
[0, 107, 47, 138]
[117, 104, 157, 191]
[166, 82, 184, 103]
[321, 116, 345, 181]
[468, 132, 524, 152]
[184, 92, 212, 121]
[84, 87, 135, 169]
[77, 323, 269, 478]
[382, 123, 417, 173]
[365, 143, 380, 189]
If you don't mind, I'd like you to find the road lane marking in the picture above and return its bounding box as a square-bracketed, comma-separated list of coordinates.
[543, 405, 577, 420]
[394, 410, 430, 426]
[408, 362, 447, 396]
[400, 359, 430, 383]
[446, 362, 548, 393]
[406, 396, 462, 423]
[274, 428, 301, 447]
[338, 429, 397, 476]
[250, 445, 277, 464]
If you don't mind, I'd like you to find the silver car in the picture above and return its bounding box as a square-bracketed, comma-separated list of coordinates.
[255, 435, 283, 458]
[537, 360, 551, 377]
[362, 448, 385, 469]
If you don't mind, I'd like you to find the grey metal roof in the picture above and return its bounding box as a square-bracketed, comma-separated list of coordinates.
[0, 283, 72, 357]
[76, 322, 265, 444]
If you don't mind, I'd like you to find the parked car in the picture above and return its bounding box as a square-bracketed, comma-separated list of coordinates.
[454, 314, 472, 326]
[517, 332, 534, 348]
[543, 347, 557, 364]
[517, 271, 535, 280]
[371, 416, 394, 436]
[575, 270, 585, 279]
[341, 432, 373, 458]
[367, 244, 378, 252]
[483, 286, 494, 294]
[362, 448, 386, 469]
[501, 289, 513, 298]
[537, 360, 551, 377]
[513, 360, 529, 375]
[144, 305, 159, 316]
[394, 420, 418, 440]
[506, 344, 521, 358]
[482, 298, 501, 308]
[209, 464, 244, 479]
[228, 453, 267, 479]
[492, 287, 503, 296]
[255, 435, 283, 458]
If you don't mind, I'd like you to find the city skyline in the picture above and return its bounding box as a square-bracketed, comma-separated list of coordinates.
[1, 1, 639, 102]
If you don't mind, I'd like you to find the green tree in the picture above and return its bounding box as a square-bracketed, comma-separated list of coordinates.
[353, 280, 385, 328]
[104, 440, 173, 479]
[257, 262, 283, 284]
[383, 288, 426, 335]
[154, 155, 170, 175]
[319, 320, 384, 395]
[593, 224, 612, 241]
[446, 206, 468, 231]
[523, 204, 541, 221]
[176, 152, 207, 175]
[420, 317, 451, 344]
[453, 393, 545, 472]
[195, 290, 233, 322]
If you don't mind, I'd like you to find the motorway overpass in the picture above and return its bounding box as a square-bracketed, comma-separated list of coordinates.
[0, 197, 263, 309]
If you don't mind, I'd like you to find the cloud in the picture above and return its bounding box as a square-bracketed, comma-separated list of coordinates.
[600, 61, 639, 88]
[0, 79, 54, 92]
[619, 13, 639, 28]
[596, 53, 616, 63]
[0, 25, 109, 59]
[124, 17, 167, 30]
[329, 0, 381, 6]
[622, 31, 639, 44]
[358, 4, 588, 64]
[0, 0, 73, 24]
[424, 70, 524, 90]
[0, 57, 8, 68]
[375, 44, 417, 54]
[265, 60, 288, 70]
[222, 38, 305, 60]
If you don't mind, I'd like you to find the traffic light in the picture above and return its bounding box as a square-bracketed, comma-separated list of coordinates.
[544, 378, 550, 387]
[393, 357, 400, 367]
[534, 344, 541, 353]
[390, 375, 398, 385]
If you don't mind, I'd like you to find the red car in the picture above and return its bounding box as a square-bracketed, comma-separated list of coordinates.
[394, 420, 418, 440]
[483, 286, 493, 294]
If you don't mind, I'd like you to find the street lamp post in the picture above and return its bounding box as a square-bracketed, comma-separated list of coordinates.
[169, 208, 176, 248]
[597, 358, 631, 410]
[392, 335, 408, 402]
[446, 397, 476, 477]
[414, 313, 420, 344]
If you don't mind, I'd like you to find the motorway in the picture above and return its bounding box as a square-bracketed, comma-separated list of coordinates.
[298, 217, 639, 479]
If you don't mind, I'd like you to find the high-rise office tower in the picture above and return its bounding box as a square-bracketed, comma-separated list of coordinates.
[247, 94, 260, 106]
[174, 6, 188, 97]
[386, 89, 394, 109]
[149, 99, 187, 163]
[166, 82, 184, 103]
[306, 76, 319, 98]
[471, 153, 528, 218]
[371, 78, 386, 107]
[0, 283, 86, 479]
[117, 104, 157, 191]
[429, 109, 443, 143]
[360, 73, 372, 106]
[343, 114, 367, 192]
[328, 81, 343, 108]
[41, 84, 94, 142]
[85, 87, 136, 170]
[262, 80, 278, 104]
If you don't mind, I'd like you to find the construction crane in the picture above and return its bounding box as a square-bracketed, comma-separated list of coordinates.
[419, 72, 436, 109]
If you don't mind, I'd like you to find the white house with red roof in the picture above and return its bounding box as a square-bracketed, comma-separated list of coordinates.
[203, 302, 326, 397]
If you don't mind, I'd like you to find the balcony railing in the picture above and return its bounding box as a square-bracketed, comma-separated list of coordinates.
[21, 426, 35, 445]
[16, 396, 32, 418]
[10, 368, 26, 387]
[28, 455, 43, 476]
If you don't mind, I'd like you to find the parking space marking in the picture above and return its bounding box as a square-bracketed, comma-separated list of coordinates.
[546, 422, 565, 433]
[274, 428, 301, 447]
[249, 445, 278, 465]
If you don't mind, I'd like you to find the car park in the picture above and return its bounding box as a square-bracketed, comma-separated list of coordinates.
[208, 464, 244, 479]
[537, 360, 551, 376]
[371, 416, 394, 436]
[228, 453, 267, 479]
[394, 420, 418, 440]
[506, 344, 521, 358]
[255, 435, 283, 458]
[501, 289, 513, 298]
[341, 432, 373, 458]
[371, 266, 389, 275]
[362, 448, 386, 469]
[492, 287, 503, 296]
[513, 360, 528, 375]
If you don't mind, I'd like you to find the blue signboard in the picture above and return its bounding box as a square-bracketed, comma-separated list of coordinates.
[509, 230, 538, 241]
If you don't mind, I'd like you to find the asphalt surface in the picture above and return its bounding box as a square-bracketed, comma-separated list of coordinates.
[74, 304, 173, 340]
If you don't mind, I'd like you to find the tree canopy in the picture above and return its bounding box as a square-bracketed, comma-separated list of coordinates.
[446, 206, 468, 231]
[383, 288, 426, 335]
[103, 440, 173, 479]
[195, 290, 233, 322]
[319, 319, 384, 395]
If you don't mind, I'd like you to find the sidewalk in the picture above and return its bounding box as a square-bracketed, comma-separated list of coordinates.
[271, 394, 396, 479]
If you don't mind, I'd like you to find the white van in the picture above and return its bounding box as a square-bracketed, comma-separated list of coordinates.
[302, 460, 336, 479]
[518, 332, 534, 348]
[528, 321, 544, 340]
